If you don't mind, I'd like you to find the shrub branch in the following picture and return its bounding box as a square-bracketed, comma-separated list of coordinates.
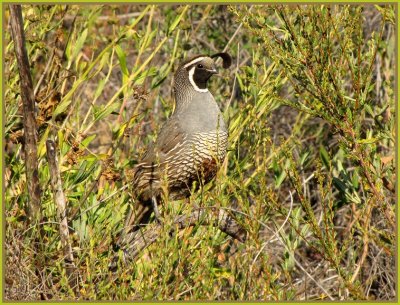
[114, 207, 247, 267]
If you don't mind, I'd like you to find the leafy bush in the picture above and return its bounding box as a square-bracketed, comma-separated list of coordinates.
[5, 4, 395, 300]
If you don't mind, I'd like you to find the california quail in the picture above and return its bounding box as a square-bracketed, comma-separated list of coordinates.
[120, 52, 232, 243]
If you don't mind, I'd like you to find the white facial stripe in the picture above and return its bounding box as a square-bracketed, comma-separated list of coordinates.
[183, 57, 206, 69]
[188, 66, 208, 93]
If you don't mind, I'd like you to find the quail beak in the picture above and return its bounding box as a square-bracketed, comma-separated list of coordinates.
[207, 68, 218, 76]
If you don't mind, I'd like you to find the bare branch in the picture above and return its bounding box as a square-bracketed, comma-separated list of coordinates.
[113, 208, 247, 269]
[9, 4, 41, 221]
[46, 140, 78, 293]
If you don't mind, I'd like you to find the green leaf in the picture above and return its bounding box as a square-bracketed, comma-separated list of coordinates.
[357, 137, 378, 144]
[332, 177, 346, 193]
[53, 99, 72, 117]
[168, 6, 188, 34]
[93, 103, 120, 122]
[72, 160, 89, 185]
[115, 44, 128, 76]
[364, 103, 375, 117]
[351, 168, 360, 189]
[93, 78, 107, 100]
[134, 67, 158, 85]
[319, 146, 330, 169]
[142, 29, 157, 50]
[346, 107, 353, 123]
[299, 150, 310, 167]
[71, 29, 88, 61]
[80, 134, 97, 148]
[275, 170, 286, 188]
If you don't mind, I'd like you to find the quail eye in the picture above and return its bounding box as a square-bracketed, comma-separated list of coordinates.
[197, 64, 204, 68]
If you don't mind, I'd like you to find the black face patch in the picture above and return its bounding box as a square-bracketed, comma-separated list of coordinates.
[193, 67, 213, 89]
[186, 64, 215, 90]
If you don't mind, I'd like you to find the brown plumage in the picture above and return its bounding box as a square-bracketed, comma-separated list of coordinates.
[120, 53, 232, 244]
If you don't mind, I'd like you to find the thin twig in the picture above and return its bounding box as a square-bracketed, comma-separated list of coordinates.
[224, 42, 240, 114]
[222, 6, 254, 54]
[293, 256, 334, 301]
[251, 191, 294, 268]
[34, 49, 55, 96]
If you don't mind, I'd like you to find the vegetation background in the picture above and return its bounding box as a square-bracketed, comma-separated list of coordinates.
[4, 4, 396, 301]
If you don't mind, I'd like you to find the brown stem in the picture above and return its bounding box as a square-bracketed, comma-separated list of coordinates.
[46, 140, 78, 293]
[9, 4, 41, 222]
